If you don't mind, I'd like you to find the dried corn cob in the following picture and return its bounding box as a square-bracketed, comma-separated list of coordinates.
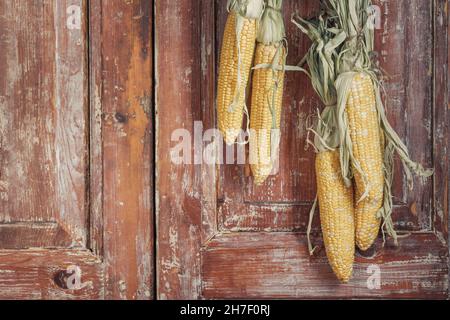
[249, 0, 286, 185]
[346, 73, 384, 250]
[293, 14, 355, 282]
[316, 150, 355, 283]
[217, 0, 264, 145]
[330, 0, 434, 250]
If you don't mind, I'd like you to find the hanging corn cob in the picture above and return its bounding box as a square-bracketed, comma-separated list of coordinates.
[316, 150, 355, 283]
[293, 15, 355, 283]
[217, 0, 264, 145]
[329, 0, 433, 250]
[249, 0, 286, 185]
[341, 73, 384, 250]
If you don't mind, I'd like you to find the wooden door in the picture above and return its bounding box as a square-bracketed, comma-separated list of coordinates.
[0, 0, 153, 299]
[156, 0, 449, 299]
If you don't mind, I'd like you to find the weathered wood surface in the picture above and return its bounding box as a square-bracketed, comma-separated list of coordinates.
[0, 0, 88, 247]
[0, 250, 103, 300]
[434, 0, 450, 295]
[90, 0, 154, 300]
[202, 233, 448, 299]
[156, 0, 449, 299]
[0, 0, 104, 299]
[0, 0, 155, 300]
[155, 0, 205, 300]
[374, 0, 433, 232]
[0, 223, 72, 249]
[433, 0, 449, 246]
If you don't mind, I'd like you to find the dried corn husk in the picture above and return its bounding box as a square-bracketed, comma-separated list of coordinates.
[249, 0, 287, 185]
[293, 13, 355, 282]
[295, 0, 433, 249]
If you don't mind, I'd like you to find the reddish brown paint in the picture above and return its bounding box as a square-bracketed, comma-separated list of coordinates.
[0, 0, 448, 300]
[90, 0, 154, 300]
[156, 0, 449, 299]
[202, 233, 448, 299]
[0, 0, 154, 300]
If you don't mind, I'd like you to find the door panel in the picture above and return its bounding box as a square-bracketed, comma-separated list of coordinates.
[0, 0, 87, 248]
[0, 250, 103, 300]
[217, 1, 317, 233]
[377, 0, 434, 231]
[202, 233, 447, 299]
[0, 0, 100, 299]
[218, 0, 433, 234]
[0, 0, 154, 299]
[156, 0, 448, 299]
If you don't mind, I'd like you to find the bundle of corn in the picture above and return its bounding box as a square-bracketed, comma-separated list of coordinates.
[217, 0, 265, 145]
[249, 0, 287, 185]
[328, 0, 433, 251]
[295, 0, 433, 266]
[293, 15, 355, 283]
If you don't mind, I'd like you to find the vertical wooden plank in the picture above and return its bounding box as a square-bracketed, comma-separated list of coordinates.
[94, 0, 154, 299]
[200, 0, 218, 244]
[433, 0, 449, 244]
[54, 0, 88, 245]
[155, 0, 203, 299]
[88, 0, 104, 256]
[373, 0, 434, 230]
[447, 0, 450, 300]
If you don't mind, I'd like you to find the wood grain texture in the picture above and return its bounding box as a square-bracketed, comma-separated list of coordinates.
[0, 250, 103, 300]
[0, 0, 88, 246]
[54, 0, 89, 245]
[88, 0, 104, 258]
[91, 0, 154, 300]
[155, 0, 204, 300]
[0, 223, 72, 249]
[447, 0, 450, 298]
[375, 0, 434, 232]
[0, 0, 106, 300]
[199, 0, 219, 245]
[433, 0, 449, 245]
[156, 0, 449, 299]
[433, 0, 450, 298]
[1, 0, 155, 299]
[202, 233, 448, 299]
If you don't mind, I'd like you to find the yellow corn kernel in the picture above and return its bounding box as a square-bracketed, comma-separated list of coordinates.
[346, 73, 384, 251]
[316, 150, 355, 283]
[217, 12, 257, 145]
[249, 43, 285, 185]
